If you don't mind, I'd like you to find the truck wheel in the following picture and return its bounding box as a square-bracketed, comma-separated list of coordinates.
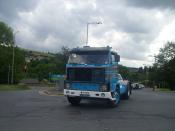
[122, 84, 131, 100]
[67, 96, 81, 106]
[109, 86, 120, 107]
[129, 82, 132, 95]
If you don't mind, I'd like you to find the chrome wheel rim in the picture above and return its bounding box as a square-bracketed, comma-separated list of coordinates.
[128, 89, 130, 96]
[114, 91, 120, 104]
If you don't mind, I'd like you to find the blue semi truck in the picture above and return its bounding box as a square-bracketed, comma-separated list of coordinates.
[64, 46, 132, 107]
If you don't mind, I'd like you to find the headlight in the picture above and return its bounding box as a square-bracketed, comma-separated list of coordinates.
[100, 85, 108, 92]
[65, 83, 70, 89]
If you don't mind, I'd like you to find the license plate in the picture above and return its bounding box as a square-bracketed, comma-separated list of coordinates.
[80, 91, 90, 97]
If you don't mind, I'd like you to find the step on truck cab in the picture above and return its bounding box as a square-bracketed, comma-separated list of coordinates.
[64, 46, 131, 107]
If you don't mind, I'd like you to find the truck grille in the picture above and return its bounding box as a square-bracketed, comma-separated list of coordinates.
[67, 68, 105, 83]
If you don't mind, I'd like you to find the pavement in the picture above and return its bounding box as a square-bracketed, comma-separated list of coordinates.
[0, 87, 175, 131]
[38, 87, 64, 96]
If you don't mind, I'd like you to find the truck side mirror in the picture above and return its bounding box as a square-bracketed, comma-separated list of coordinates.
[115, 55, 120, 62]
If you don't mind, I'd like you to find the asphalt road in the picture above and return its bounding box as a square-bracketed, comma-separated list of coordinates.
[0, 88, 175, 131]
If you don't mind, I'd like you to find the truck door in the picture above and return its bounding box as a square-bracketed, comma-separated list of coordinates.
[110, 54, 118, 92]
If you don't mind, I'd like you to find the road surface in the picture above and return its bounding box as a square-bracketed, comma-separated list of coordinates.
[0, 88, 175, 131]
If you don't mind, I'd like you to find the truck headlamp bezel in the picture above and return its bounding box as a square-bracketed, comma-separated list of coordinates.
[100, 84, 108, 92]
[65, 83, 70, 89]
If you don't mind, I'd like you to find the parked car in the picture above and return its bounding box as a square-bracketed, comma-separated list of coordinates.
[139, 84, 145, 89]
[132, 83, 144, 89]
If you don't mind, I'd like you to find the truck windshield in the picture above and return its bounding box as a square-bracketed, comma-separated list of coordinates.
[68, 51, 109, 64]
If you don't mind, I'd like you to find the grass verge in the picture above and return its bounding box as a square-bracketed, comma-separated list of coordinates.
[157, 88, 171, 92]
[0, 84, 30, 91]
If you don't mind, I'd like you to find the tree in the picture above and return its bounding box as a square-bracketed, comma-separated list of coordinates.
[0, 45, 25, 83]
[155, 42, 175, 66]
[118, 65, 146, 82]
[26, 46, 70, 81]
[162, 58, 175, 90]
[0, 21, 13, 45]
[118, 65, 130, 80]
[0, 21, 25, 84]
[60, 46, 70, 62]
[151, 42, 175, 90]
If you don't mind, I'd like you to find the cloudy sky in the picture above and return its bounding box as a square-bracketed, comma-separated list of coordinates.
[1, 0, 175, 67]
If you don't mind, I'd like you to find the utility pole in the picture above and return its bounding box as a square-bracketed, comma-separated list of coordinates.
[11, 31, 19, 84]
[8, 65, 10, 84]
[86, 22, 102, 46]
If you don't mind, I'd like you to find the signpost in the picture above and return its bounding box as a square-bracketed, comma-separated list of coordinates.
[50, 74, 65, 91]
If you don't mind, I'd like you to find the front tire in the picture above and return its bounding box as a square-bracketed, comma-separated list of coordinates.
[122, 84, 131, 100]
[67, 96, 81, 106]
[109, 85, 120, 107]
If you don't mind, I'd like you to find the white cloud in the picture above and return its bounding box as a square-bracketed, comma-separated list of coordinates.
[1, 0, 175, 67]
[150, 19, 175, 54]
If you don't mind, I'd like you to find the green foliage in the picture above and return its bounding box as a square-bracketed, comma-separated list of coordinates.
[162, 58, 175, 90]
[0, 21, 25, 84]
[14, 47, 26, 82]
[0, 84, 30, 91]
[26, 46, 70, 81]
[0, 21, 13, 45]
[118, 65, 130, 79]
[156, 42, 175, 65]
[118, 65, 146, 82]
[0, 45, 25, 83]
[0, 46, 11, 83]
[149, 42, 175, 90]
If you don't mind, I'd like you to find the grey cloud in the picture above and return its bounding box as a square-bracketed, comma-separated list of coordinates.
[91, 1, 161, 61]
[96, 1, 159, 34]
[15, 0, 100, 51]
[0, 0, 175, 66]
[124, 0, 175, 9]
[112, 36, 149, 61]
[0, 0, 38, 22]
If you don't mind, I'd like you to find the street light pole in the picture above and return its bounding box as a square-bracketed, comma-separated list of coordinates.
[86, 23, 89, 46]
[11, 31, 19, 84]
[144, 65, 149, 80]
[86, 22, 102, 46]
[8, 65, 10, 85]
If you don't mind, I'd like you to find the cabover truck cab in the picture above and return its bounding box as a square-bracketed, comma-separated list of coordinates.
[64, 46, 131, 107]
